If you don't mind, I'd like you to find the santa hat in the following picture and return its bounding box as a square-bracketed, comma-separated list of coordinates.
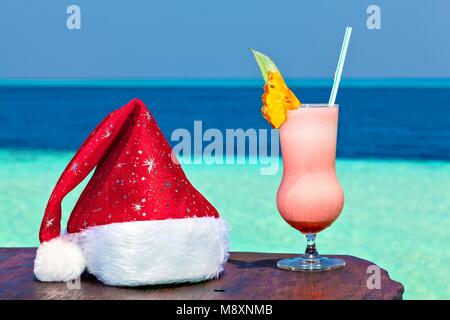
[33, 98, 228, 286]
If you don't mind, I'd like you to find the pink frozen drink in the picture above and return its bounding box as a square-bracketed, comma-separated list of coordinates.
[277, 105, 344, 234]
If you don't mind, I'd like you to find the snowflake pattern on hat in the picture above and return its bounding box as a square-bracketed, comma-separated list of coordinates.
[39, 98, 219, 242]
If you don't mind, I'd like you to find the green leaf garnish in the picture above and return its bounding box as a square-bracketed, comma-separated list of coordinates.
[250, 48, 279, 82]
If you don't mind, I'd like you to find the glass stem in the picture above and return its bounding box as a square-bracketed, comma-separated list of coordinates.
[304, 233, 319, 259]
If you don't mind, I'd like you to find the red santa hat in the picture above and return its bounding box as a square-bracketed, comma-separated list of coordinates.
[33, 98, 228, 286]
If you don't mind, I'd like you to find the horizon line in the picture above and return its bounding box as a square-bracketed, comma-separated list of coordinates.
[1, 77, 450, 88]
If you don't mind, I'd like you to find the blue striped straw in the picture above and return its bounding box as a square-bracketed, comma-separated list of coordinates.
[328, 26, 352, 106]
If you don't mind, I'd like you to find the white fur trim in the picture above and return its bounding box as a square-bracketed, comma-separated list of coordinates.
[34, 236, 86, 282]
[73, 217, 228, 286]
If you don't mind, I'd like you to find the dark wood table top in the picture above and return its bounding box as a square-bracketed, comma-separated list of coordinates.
[0, 248, 404, 300]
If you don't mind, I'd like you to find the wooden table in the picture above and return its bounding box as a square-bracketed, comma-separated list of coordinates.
[0, 248, 404, 300]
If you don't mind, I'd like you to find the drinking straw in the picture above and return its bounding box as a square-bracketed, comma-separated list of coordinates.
[328, 26, 352, 106]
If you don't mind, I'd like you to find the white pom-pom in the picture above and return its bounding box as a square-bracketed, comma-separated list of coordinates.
[34, 237, 86, 282]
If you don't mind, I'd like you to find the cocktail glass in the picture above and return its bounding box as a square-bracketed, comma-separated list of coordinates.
[276, 104, 345, 271]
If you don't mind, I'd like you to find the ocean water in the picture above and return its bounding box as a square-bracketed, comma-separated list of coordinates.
[0, 84, 450, 299]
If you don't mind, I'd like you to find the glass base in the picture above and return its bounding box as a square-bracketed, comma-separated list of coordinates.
[277, 255, 345, 272]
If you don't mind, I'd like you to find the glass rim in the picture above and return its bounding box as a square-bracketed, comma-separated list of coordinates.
[299, 103, 339, 108]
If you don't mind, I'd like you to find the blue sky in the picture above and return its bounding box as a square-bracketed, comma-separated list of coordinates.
[0, 0, 449, 79]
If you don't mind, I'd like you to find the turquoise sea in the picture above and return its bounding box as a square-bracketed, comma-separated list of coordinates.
[0, 81, 449, 299]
